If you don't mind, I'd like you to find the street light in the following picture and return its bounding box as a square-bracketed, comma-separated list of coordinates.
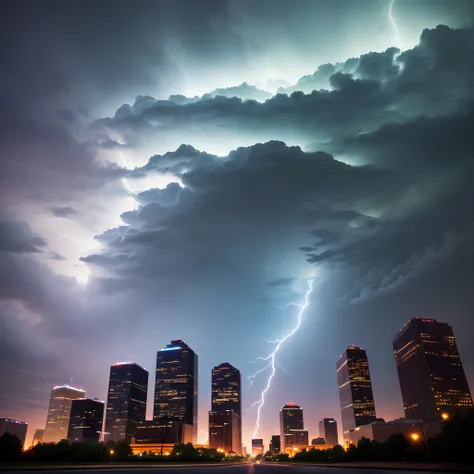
[441, 413, 449, 421]
[411, 432, 431, 462]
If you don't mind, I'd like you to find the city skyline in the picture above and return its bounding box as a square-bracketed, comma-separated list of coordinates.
[3, 316, 473, 451]
[1, 0, 474, 454]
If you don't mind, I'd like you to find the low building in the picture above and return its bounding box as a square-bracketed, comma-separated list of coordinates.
[283, 429, 309, 454]
[0, 418, 28, 446]
[208, 410, 241, 455]
[348, 418, 425, 444]
[130, 443, 208, 456]
[312, 437, 325, 445]
[251, 438, 264, 456]
[131, 420, 193, 445]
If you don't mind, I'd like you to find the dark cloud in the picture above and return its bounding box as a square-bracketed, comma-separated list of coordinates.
[0, 220, 47, 254]
[51, 206, 79, 218]
[267, 278, 295, 288]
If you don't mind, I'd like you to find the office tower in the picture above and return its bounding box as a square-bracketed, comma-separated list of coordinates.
[211, 363, 241, 415]
[0, 418, 28, 446]
[44, 385, 86, 443]
[208, 362, 242, 454]
[393, 318, 473, 421]
[154, 340, 198, 443]
[337, 346, 377, 440]
[251, 438, 264, 456]
[279, 402, 304, 452]
[208, 410, 242, 454]
[319, 418, 339, 446]
[270, 435, 281, 454]
[105, 362, 148, 442]
[133, 419, 193, 445]
[68, 398, 104, 443]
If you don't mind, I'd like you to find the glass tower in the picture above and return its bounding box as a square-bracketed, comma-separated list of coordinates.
[68, 398, 104, 443]
[154, 340, 198, 443]
[319, 418, 339, 446]
[279, 402, 304, 452]
[209, 362, 242, 454]
[337, 346, 377, 440]
[44, 385, 86, 443]
[393, 318, 473, 421]
[105, 362, 148, 441]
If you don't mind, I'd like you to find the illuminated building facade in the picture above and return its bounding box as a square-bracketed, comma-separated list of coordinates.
[67, 398, 104, 443]
[0, 418, 28, 446]
[212, 363, 241, 415]
[154, 340, 198, 443]
[279, 402, 304, 452]
[393, 318, 473, 421]
[132, 420, 193, 446]
[319, 418, 339, 446]
[105, 362, 148, 441]
[44, 385, 86, 443]
[337, 347, 377, 440]
[208, 362, 242, 454]
[348, 418, 424, 444]
[251, 438, 264, 456]
[208, 410, 242, 454]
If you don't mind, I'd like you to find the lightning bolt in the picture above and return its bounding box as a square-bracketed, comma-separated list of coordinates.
[389, 0, 401, 49]
[250, 279, 314, 439]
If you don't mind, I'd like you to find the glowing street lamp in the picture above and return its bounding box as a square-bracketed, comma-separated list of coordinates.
[441, 413, 449, 421]
[411, 433, 420, 441]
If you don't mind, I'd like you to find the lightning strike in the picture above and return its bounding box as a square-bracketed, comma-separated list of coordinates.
[251, 279, 314, 439]
[389, 0, 401, 49]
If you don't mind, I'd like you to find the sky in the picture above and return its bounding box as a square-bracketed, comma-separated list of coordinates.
[1, 0, 474, 450]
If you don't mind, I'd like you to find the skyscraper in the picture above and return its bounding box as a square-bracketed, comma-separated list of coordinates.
[211, 363, 241, 415]
[319, 418, 339, 446]
[154, 340, 198, 443]
[68, 398, 104, 443]
[270, 435, 281, 454]
[105, 362, 148, 442]
[393, 318, 473, 421]
[337, 347, 377, 440]
[44, 385, 86, 443]
[279, 402, 304, 452]
[208, 362, 242, 454]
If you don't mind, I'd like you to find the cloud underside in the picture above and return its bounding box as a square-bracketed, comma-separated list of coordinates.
[1, 23, 474, 425]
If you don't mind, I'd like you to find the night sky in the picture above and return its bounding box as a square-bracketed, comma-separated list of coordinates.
[1, 0, 474, 449]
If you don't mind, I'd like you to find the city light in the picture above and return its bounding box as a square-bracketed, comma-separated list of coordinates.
[411, 433, 420, 441]
[441, 413, 449, 420]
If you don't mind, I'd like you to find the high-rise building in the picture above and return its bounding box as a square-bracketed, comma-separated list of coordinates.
[393, 318, 473, 421]
[154, 340, 198, 443]
[0, 418, 28, 446]
[319, 418, 339, 446]
[68, 398, 104, 443]
[208, 362, 242, 454]
[105, 362, 148, 442]
[337, 347, 377, 440]
[208, 410, 242, 454]
[44, 385, 86, 443]
[211, 363, 241, 416]
[279, 402, 304, 452]
[270, 434, 281, 454]
[251, 438, 264, 456]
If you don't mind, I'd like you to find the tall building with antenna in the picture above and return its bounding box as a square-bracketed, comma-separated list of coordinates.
[43, 385, 86, 443]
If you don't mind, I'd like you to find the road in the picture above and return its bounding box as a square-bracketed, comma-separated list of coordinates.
[3, 464, 461, 474]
